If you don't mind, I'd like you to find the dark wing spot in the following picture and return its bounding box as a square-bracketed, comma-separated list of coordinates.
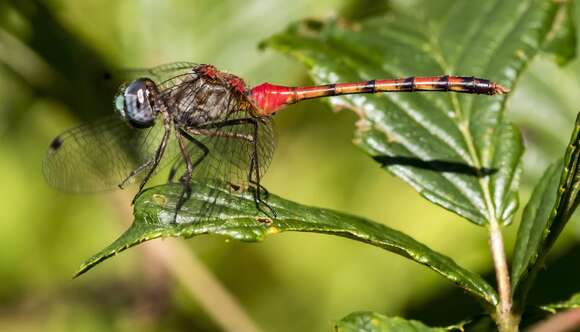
[49, 136, 63, 151]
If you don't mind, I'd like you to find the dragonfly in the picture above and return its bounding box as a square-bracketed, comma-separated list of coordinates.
[43, 62, 508, 222]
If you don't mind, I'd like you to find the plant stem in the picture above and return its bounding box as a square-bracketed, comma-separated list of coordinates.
[489, 218, 518, 332]
[459, 113, 518, 330]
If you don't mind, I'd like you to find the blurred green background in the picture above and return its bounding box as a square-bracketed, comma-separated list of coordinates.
[0, 1, 578, 331]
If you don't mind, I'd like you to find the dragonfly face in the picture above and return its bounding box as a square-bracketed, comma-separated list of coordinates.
[115, 78, 160, 128]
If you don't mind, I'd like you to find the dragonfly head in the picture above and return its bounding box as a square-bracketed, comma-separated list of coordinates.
[115, 78, 160, 128]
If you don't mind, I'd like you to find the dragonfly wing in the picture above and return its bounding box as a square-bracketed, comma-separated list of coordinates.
[148, 62, 198, 78]
[43, 115, 174, 192]
[192, 118, 274, 181]
[107, 62, 198, 87]
[210, 115, 275, 185]
[168, 114, 275, 220]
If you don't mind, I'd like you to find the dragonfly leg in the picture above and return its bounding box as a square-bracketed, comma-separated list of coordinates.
[246, 119, 276, 218]
[172, 129, 209, 222]
[119, 159, 153, 189]
[248, 159, 270, 199]
[196, 118, 276, 218]
[167, 156, 182, 183]
[131, 125, 171, 204]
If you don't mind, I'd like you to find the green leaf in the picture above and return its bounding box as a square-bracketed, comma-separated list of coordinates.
[76, 181, 498, 306]
[335, 312, 449, 332]
[541, 0, 576, 66]
[511, 113, 580, 310]
[510, 163, 563, 289]
[509, 0, 577, 182]
[263, 0, 567, 225]
[540, 292, 580, 313]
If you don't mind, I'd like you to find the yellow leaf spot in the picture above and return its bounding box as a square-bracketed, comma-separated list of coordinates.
[267, 226, 280, 234]
[152, 194, 167, 205]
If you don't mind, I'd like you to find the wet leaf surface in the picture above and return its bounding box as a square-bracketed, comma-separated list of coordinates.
[77, 181, 498, 305]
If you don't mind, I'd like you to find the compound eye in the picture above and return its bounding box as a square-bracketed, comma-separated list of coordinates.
[116, 78, 159, 128]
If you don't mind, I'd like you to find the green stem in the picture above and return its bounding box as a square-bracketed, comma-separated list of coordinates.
[452, 93, 519, 331]
[488, 217, 519, 332]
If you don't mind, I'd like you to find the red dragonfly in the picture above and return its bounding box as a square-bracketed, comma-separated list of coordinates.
[43, 62, 508, 222]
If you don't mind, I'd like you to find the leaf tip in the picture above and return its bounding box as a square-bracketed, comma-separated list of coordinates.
[73, 263, 92, 279]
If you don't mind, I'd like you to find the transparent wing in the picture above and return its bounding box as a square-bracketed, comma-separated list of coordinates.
[171, 113, 276, 219]
[42, 115, 176, 192]
[132, 62, 198, 81]
[107, 62, 198, 86]
[186, 115, 276, 185]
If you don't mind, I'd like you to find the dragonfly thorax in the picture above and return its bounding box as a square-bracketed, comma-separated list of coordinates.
[170, 76, 244, 126]
[115, 78, 160, 128]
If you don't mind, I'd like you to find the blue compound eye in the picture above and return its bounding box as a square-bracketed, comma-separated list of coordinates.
[115, 78, 159, 128]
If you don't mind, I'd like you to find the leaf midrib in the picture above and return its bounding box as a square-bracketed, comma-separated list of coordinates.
[381, 10, 505, 221]
[321, 27, 496, 219]
[425, 0, 535, 223]
[388, 1, 527, 224]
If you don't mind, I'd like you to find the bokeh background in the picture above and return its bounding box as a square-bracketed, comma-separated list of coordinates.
[0, 1, 578, 331]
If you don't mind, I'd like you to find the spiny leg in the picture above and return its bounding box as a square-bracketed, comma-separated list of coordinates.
[127, 126, 171, 204]
[248, 156, 270, 198]
[172, 129, 209, 223]
[196, 117, 276, 218]
[246, 119, 276, 218]
[167, 155, 182, 183]
[119, 159, 153, 189]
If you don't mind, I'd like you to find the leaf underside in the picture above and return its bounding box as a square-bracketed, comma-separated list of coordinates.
[77, 180, 498, 306]
[511, 113, 580, 310]
[263, 0, 569, 225]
